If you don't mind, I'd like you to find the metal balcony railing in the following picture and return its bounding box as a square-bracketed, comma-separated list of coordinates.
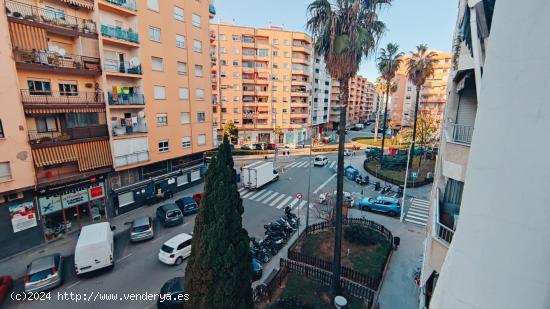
[432, 189, 455, 246]
[29, 125, 109, 145]
[451, 124, 474, 144]
[108, 92, 145, 105]
[103, 0, 137, 11]
[13, 49, 101, 72]
[114, 150, 149, 167]
[101, 24, 139, 43]
[5, 0, 97, 35]
[20, 90, 104, 105]
[104, 59, 142, 75]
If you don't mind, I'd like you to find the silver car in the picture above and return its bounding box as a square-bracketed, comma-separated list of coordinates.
[25, 254, 64, 293]
[130, 216, 154, 242]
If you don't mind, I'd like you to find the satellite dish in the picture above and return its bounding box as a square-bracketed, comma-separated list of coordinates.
[138, 111, 145, 118]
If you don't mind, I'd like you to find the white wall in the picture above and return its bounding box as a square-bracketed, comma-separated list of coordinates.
[430, 1, 550, 308]
[311, 55, 331, 126]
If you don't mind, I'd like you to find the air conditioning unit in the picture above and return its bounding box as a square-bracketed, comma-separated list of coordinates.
[7, 192, 24, 201]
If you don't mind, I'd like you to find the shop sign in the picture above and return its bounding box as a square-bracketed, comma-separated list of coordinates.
[39, 195, 62, 215]
[9, 202, 38, 233]
[89, 183, 105, 200]
[62, 188, 89, 208]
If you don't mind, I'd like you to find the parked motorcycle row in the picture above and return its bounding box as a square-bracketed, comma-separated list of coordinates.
[250, 207, 300, 264]
[355, 175, 403, 198]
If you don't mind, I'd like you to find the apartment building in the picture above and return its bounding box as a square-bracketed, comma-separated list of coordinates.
[328, 75, 373, 130]
[390, 51, 451, 128]
[310, 54, 332, 135]
[0, 0, 214, 257]
[210, 23, 313, 145]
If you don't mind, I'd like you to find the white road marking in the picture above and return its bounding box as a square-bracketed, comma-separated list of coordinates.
[302, 162, 310, 168]
[238, 187, 247, 193]
[296, 200, 307, 210]
[270, 194, 286, 207]
[254, 190, 273, 202]
[242, 190, 256, 198]
[277, 196, 293, 208]
[289, 198, 300, 208]
[262, 192, 280, 204]
[65, 281, 81, 290]
[329, 161, 337, 169]
[248, 190, 265, 200]
[116, 253, 133, 263]
[286, 161, 300, 168]
[295, 161, 308, 168]
[313, 173, 337, 193]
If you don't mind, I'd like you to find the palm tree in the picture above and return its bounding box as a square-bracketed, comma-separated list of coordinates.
[376, 43, 403, 163]
[373, 76, 397, 141]
[406, 44, 437, 167]
[307, 0, 390, 296]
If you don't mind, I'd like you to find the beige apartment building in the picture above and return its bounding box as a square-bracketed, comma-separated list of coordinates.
[0, 0, 214, 257]
[210, 23, 313, 145]
[329, 75, 374, 130]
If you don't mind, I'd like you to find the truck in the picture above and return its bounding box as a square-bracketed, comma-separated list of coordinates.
[242, 161, 279, 190]
[74, 222, 115, 276]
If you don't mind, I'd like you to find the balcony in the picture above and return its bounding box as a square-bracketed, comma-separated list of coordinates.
[104, 59, 142, 77]
[20, 90, 104, 110]
[108, 92, 145, 105]
[99, 0, 137, 16]
[292, 42, 313, 54]
[114, 150, 149, 168]
[13, 49, 101, 76]
[209, 30, 216, 42]
[111, 124, 147, 138]
[450, 124, 473, 145]
[57, 0, 95, 10]
[432, 189, 455, 247]
[101, 25, 139, 45]
[208, 3, 216, 19]
[28, 125, 109, 148]
[6, 1, 97, 38]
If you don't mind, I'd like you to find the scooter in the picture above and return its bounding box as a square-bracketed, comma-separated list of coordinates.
[381, 184, 393, 195]
[374, 181, 381, 191]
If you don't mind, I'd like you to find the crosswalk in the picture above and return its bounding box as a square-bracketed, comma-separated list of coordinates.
[283, 160, 337, 170]
[404, 198, 430, 226]
[238, 187, 311, 210]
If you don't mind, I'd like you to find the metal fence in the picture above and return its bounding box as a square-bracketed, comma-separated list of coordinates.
[103, 0, 137, 11]
[101, 24, 139, 43]
[108, 92, 145, 105]
[21, 90, 104, 105]
[451, 124, 474, 144]
[104, 59, 142, 75]
[28, 125, 108, 145]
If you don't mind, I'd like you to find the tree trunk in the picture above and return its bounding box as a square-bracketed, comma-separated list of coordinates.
[379, 82, 390, 164]
[373, 94, 381, 142]
[409, 85, 421, 168]
[331, 78, 349, 297]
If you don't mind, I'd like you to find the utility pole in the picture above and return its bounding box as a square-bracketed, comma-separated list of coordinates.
[305, 127, 313, 232]
[400, 140, 414, 222]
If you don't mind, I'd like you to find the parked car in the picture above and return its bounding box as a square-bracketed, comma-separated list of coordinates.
[156, 204, 184, 227]
[156, 277, 188, 309]
[240, 144, 252, 150]
[158, 233, 193, 266]
[129, 216, 154, 242]
[350, 126, 362, 131]
[74, 222, 115, 276]
[358, 196, 401, 217]
[266, 143, 277, 150]
[319, 191, 355, 207]
[252, 143, 264, 150]
[371, 128, 384, 133]
[252, 258, 263, 281]
[344, 165, 359, 180]
[313, 155, 329, 166]
[344, 149, 352, 156]
[284, 143, 297, 149]
[175, 196, 199, 216]
[0, 276, 12, 305]
[192, 192, 204, 206]
[25, 254, 64, 293]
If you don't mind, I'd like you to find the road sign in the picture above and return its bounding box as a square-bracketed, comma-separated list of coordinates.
[411, 171, 419, 179]
[296, 192, 302, 199]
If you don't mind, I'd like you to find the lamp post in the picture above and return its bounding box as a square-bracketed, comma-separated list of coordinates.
[305, 127, 314, 232]
[400, 140, 414, 222]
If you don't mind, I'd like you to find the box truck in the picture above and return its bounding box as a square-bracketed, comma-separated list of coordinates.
[74, 222, 115, 276]
[242, 161, 279, 190]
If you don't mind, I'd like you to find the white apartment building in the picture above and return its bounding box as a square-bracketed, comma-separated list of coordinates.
[311, 55, 332, 134]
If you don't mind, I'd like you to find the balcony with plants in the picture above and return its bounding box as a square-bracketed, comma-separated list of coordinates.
[13, 49, 101, 76]
[101, 24, 139, 44]
[108, 86, 145, 105]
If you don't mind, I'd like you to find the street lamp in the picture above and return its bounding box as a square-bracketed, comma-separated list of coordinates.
[400, 140, 414, 222]
[305, 127, 314, 232]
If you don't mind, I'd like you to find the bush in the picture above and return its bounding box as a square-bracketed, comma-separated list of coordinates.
[274, 296, 314, 309]
[344, 224, 385, 247]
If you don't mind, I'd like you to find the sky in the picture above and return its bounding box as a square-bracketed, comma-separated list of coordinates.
[213, 0, 458, 81]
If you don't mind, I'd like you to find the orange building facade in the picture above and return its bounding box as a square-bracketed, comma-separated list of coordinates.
[329, 75, 375, 130]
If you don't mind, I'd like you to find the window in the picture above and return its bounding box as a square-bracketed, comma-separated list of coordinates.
[284, 52, 290, 58]
[314, 78, 319, 84]
[154, 86, 166, 99]
[194, 65, 203, 77]
[179, 87, 189, 100]
[177, 62, 187, 75]
[35, 116, 57, 132]
[195, 88, 205, 100]
[65, 113, 98, 128]
[28, 80, 51, 95]
[0, 162, 12, 182]
[156, 113, 168, 126]
[219, 34, 226, 41]
[173, 6, 184, 21]
[220, 59, 227, 66]
[220, 47, 226, 53]
[0, 120, 4, 138]
[283, 63, 288, 69]
[158, 140, 169, 152]
[233, 96, 239, 102]
[191, 14, 201, 27]
[232, 48, 239, 54]
[180, 112, 190, 124]
[272, 51, 278, 57]
[151, 57, 164, 71]
[258, 49, 268, 57]
[232, 84, 238, 90]
[182, 136, 191, 148]
[273, 63, 279, 69]
[232, 60, 239, 67]
[176, 34, 186, 48]
[232, 72, 239, 78]
[197, 112, 206, 122]
[272, 38, 278, 45]
[44, 6, 64, 20]
[220, 71, 226, 78]
[58, 82, 78, 96]
[193, 40, 202, 53]
[149, 26, 161, 42]
[197, 134, 206, 145]
[232, 35, 240, 41]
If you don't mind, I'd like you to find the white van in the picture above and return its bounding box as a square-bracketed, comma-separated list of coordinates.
[74, 222, 115, 276]
[158, 233, 192, 266]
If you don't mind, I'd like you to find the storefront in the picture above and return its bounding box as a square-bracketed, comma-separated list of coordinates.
[37, 176, 107, 241]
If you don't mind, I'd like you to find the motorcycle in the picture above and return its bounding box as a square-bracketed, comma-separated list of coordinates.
[284, 207, 300, 226]
[374, 181, 381, 191]
[381, 184, 393, 195]
[355, 175, 369, 186]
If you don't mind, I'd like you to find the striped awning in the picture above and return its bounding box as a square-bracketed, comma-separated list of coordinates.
[32, 140, 113, 172]
[9, 22, 47, 50]
[24, 107, 105, 115]
[60, 0, 94, 10]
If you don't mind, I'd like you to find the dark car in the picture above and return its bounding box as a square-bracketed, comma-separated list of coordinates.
[266, 143, 277, 150]
[175, 197, 199, 216]
[252, 258, 263, 281]
[192, 192, 204, 206]
[0, 276, 13, 305]
[156, 204, 184, 227]
[157, 277, 188, 309]
[252, 143, 264, 150]
[371, 128, 384, 133]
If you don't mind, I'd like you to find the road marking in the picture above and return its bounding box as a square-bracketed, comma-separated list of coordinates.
[313, 173, 337, 193]
[242, 190, 256, 198]
[329, 161, 336, 169]
[238, 187, 247, 193]
[286, 161, 300, 168]
[289, 198, 300, 208]
[116, 253, 133, 263]
[254, 190, 273, 202]
[270, 194, 286, 207]
[296, 200, 307, 210]
[302, 162, 310, 168]
[277, 196, 293, 208]
[65, 281, 81, 290]
[248, 190, 265, 200]
[295, 161, 307, 168]
[262, 192, 280, 204]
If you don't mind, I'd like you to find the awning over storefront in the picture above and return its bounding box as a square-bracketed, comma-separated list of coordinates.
[59, 0, 94, 10]
[24, 107, 105, 114]
[32, 140, 113, 171]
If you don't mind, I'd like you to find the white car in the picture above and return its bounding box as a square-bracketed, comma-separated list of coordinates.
[284, 143, 298, 149]
[344, 149, 352, 156]
[313, 155, 329, 166]
[158, 233, 192, 266]
[319, 191, 355, 207]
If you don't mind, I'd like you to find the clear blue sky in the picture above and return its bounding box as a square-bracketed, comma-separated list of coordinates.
[213, 0, 458, 81]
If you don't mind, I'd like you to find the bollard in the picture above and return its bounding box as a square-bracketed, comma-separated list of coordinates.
[334, 296, 348, 308]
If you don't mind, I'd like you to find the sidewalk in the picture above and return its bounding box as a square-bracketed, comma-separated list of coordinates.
[0, 183, 204, 280]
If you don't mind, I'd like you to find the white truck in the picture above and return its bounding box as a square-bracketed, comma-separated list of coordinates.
[242, 161, 279, 190]
[74, 222, 115, 276]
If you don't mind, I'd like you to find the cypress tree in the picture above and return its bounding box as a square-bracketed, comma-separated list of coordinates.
[185, 135, 254, 309]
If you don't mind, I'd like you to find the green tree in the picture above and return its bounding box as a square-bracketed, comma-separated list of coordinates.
[376, 43, 404, 163]
[223, 120, 238, 144]
[184, 136, 253, 309]
[406, 44, 437, 167]
[273, 125, 283, 143]
[307, 0, 390, 295]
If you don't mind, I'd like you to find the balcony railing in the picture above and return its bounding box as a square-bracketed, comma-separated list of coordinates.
[104, 59, 142, 75]
[114, 150, 149, 167]
[103, 0, 137, 11]
[111, 125, 147, 137]
[6, 0, 97, 35]
[108, 92, 145, 105]
[20, 90, 104, 106]
[101, 24, 139, 43]
[29, 125, 109, 146]
[451, 124, 474, 144]
[13, 49, 101, 74]
[432, 189, 455, 246]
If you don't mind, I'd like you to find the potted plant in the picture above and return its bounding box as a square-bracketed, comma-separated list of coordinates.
[24, 14, 33, 21]
[85, 82, 93, 88]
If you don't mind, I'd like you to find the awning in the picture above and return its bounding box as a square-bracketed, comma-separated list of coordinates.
[33, 144, 77, 167]
[32, 140, 113, 171]
[9, 22, 47, 50]
[59, 0, 94, 10]
[24, 107, 105, 115]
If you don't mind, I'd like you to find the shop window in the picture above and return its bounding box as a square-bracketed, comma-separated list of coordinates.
[191, 170, 201, 181]
[118, 191, 134, 207]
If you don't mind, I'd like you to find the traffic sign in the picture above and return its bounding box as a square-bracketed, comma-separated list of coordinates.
[411, 171, 419, 179]
[296, 192, 302, 199]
